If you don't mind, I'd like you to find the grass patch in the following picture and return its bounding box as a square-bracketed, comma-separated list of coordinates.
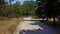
[0, 17, 22, 34]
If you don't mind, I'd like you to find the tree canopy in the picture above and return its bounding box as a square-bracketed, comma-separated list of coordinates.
[0, 0, 35, 17]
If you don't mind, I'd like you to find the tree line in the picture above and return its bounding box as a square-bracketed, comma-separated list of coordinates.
[0, 0, 35, 18]
[35, 0, 60, 24]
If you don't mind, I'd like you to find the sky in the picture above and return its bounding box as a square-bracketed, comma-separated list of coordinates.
[6, 0, 36, 4]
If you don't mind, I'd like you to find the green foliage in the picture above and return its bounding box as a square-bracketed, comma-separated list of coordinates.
[20, 0, 35, 16]
[35, 0, 60, 24]
[0, 0, 35, 18]
[8, 1, 21, 17]
[35, 0, 60, 18]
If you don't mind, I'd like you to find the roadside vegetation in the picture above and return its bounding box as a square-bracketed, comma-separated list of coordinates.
[0, 0, 35, 34]
[0, 18, 19, 34]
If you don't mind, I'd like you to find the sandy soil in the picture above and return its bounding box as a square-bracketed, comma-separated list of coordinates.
[13, 17, 43, 34]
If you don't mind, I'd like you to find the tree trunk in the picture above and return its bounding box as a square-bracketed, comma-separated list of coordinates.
[42, 17, 44, 22]
[9, 0, 11, 5]
[53, 17, 56, 25]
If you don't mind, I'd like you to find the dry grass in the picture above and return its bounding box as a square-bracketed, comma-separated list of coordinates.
[0, 17, 22, 34]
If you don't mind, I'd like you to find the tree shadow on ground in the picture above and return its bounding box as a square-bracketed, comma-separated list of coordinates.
[19, 21, 59, 34]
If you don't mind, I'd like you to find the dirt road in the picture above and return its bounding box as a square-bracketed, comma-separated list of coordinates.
[13, 17, 58, 34]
